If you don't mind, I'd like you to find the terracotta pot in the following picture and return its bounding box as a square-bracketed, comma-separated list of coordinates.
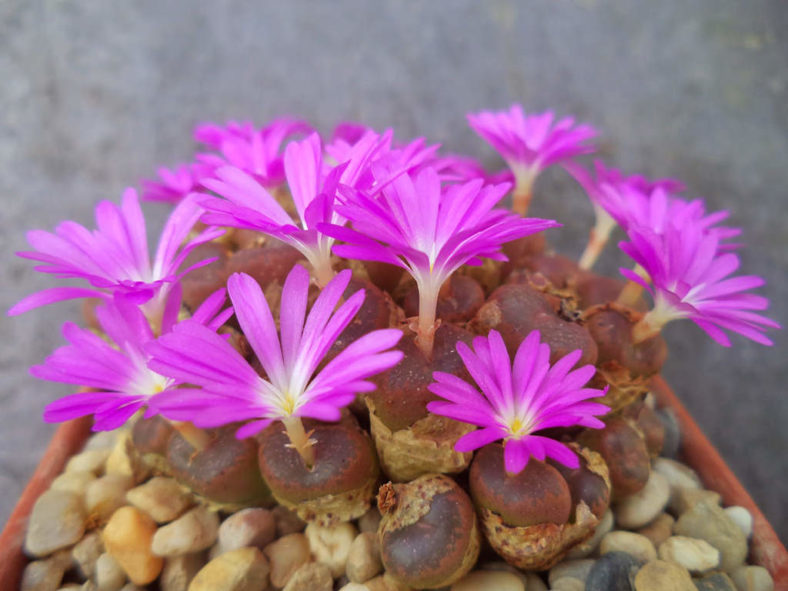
[1, 384, 786, 588]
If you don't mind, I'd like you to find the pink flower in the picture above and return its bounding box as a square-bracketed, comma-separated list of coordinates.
[621, 221, 779, 346]
[322, 167, 559, 356]
[146, 266, 403, 439]
[141, 163, 212, 203]
[9, 190, 222, 323]
[427, 330, 609, 475]
[199, 131, 391, 285]
[195, 117, 312, 188]
[35, 288, 231, 431]
[468, 105, 597, 213]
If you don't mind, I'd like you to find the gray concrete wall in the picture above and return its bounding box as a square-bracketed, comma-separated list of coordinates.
[1, 0, 786, 541]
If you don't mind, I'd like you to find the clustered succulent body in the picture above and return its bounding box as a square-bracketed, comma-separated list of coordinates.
[10, 105, 778, 587]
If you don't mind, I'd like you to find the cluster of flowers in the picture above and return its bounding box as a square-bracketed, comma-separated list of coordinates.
[9, 105, 778, 476]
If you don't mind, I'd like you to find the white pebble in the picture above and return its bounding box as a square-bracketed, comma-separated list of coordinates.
[724, 506, 753, 539]
[614, 471, 670, 529]
[730, 565, 774, 591]
[96, 553, 127, 591]
[306, 521, 357, 579]
[658, 535, 720, 574]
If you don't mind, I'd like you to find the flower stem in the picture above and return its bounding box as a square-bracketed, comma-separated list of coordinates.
[616, 265, 649, 308]
[578, 207, 616, 271]
[312, 256, 336, 289]
[282, 416, 315, 469]
[170, 421, 211, 452]
[578, 228, 606, 270]
[416, 284, 439, 359]
[617, 280, 645, 308]
[512, 168, 536, 215]
[631, 310, 664, 344]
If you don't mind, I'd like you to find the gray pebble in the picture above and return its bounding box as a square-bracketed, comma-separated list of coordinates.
[584, 551, 640, 591]
[693, 572, 737, 591]
[656, 408, 680, 458]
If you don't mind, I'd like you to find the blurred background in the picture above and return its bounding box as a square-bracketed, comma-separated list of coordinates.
[1, 1, 786, 541]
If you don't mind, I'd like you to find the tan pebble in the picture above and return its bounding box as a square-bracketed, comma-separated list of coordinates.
[66, 449, 110, 475]
[126, 477, 193, 523]
[21, 551, 70, 590]
[669, 487, 721, 515]
[730, 565, 774, 591]
[216, 507, 276, 554]
[306, 521, 357, 578]
[636, 513, 674, 547]
[658, 535, 720, 573]
[338, 584, 370, 591]
[119, 585, 144, 591]
[566, 509, 614, 558]
[161, 552, 205, 591]
[548, 558, 596, 586]
[72, 531, 105, 579]
[615, 471, 670, 529]
[86, 475, 134, 523]
[105, 432, 150, 484]
[633, 560, 695, 591]
[283, 562, 333, 591]
[653, 458, 701, 492]
[103, 506, 163, 585]
[264, 532, 311, 588]
[25, 489, 87, 557]
[95, 552, 127, 591]
[152, 506, 219, 557]
[364, 574, 412, 591]
[524, 572, 549, 591]
[600, 531, 657, 563]
[451, 570, 525, 591]
[674, 501, 747, 572]
[346, 531, 382, 583]
[551, 577, 585, 591]
[273, 505, 306, 536]
[187, 547, 269, 591]
[84, 430, 120, 452]
[357, 507, 382, 534]
[50, 470, 96, 496]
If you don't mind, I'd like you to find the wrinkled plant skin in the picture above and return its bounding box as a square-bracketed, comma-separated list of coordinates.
[469, 444, 609, 570]
[584, 302, 667, 411]
[377, 474, 480, 589]
[225, 240, 305, 293]
[256, 413, 379, 525]
[579, 416, 651, 500]
[622, 400, 665, 458]
[574, 271, 647, 312]
[131, 415, 176, 475]
[368, 324, 474, 432]
[167, 425, 273, 508]
[473, 283, 598, 366]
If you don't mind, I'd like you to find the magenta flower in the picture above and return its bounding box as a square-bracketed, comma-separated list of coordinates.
[147, 266, 403, 463]
[35, 288, 231, 431]
[199, 131, 390, 286]
[195, 117, 312, 188]
[620, 221, 779, 346]
[141, 162, 212, 203]
[9, 190, 222, 326]
[468, 104, 597, 214]
[322, 168, 559, 356]
[427, 330, 609, 475]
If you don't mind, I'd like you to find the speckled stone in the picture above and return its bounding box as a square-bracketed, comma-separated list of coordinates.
[151, 506, 219, 557]
[729, 565, 775, 591]
[188, 547, 270, 591]
[658, 535, 720, 574]
[25, 489, 87, 557]
[633, 560, 695, 591]
[600, 531, 657, 563]
[655, 409, 680, 459]
[674, 501, 747, 572]
[585, 551, 641, 591]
